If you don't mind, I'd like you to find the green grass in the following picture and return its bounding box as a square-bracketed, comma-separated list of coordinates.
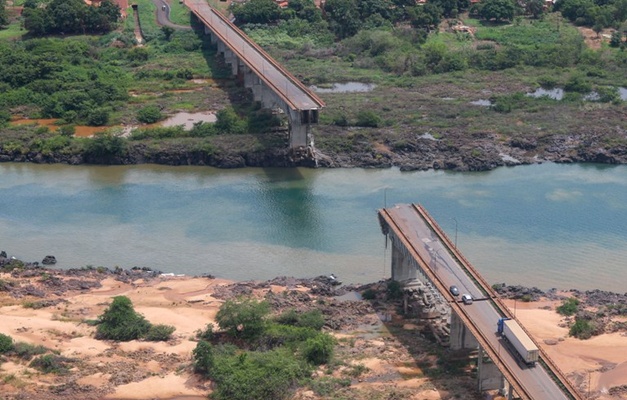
[168, 0, 193, 26]
[0, 22, 26, 41]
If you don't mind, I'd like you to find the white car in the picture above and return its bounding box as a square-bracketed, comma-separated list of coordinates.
[461, 294, 473, 305]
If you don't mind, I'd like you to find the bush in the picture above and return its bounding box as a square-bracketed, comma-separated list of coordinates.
[95, 296, 151, 341]
[216, 298, 271, 340]
[12, 342, 48, 360]
[137, 105, 163, 124]
[29, 354, 72, 374]
[87, 108, 110, 126]
[193, 340, 215, 375]
[0, 333, 14, 354]
[556, 297, 579, 316]
[209, 348, 311, 400]
[386, 280, 403, 300]
[83, 133, 126, 159]
[296, 310, 325, 331]
[258, 324, 319, 350]
[361, 288, 377, 300]
[197, 323, 214, 341]
[569, 317, 595, 339]
[355, 110, 381, 127]
[144, 324, 176, 341]
[301, 333, 335, 365]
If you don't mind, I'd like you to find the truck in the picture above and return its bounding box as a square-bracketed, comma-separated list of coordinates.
[497, 318, 539, 367]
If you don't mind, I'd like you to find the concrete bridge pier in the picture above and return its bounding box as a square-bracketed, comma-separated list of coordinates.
[450, 311, 478, 350]
[477, 345, 505, 393]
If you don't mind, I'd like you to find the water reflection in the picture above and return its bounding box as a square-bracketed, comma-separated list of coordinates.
[526, 88, 564, 100]
[310, 82, 376, 93]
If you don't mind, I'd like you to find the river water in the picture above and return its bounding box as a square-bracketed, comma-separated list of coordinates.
[0, 162, 625, 292]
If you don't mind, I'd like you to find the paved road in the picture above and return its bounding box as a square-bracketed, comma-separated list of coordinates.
[184, 0, 324, 111]
[384, 204, 571, 400]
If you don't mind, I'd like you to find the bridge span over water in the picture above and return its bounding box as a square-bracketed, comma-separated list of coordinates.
[184, 0, 325, 152]
[378, 204, 583, 400]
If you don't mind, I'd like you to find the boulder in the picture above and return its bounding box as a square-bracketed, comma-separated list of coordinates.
[42, 255, 57, 265]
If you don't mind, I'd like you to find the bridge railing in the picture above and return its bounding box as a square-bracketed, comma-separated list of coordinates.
[412, 204, 584, 400]
[379, 208, 533, 400]
[183, 0, 324, 111]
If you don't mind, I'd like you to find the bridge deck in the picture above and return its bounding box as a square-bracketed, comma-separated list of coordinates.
[184, 0, 325, 112]
[379, 204, 582, 400]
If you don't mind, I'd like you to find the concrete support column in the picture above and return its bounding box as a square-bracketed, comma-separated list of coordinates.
[450, 311, 478, 350]
[390, 238, 417, 282]
[477, 345, 504, 392]
[288, 109, 309, 149]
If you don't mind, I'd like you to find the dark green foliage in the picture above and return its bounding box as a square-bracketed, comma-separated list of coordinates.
[144, 324, 176, 341]
[129, 126, 186, 140]
[232, 0, 284, 24]
[0, 333, 14, 354]
[215, 107, 247, 134]
[87, 108, 110, 126]
[83, 133, 126, 159]
[569, 317, 595, 339]
[215, 298, 271, 340]
[95, 296, 151, 341]
[29, 354, 72, 374]
[197, 323, 214, 341]
[193, 340, 215, 374]
[58, 125, 76, 137]
[324, 0, 361, 38]
[207, 347, 312, 400]
[475, 0, 516, 22]
[22, 0, 120, 36]
[258, 324, 320, 350]
[355, 110, 382, 127]
[0, 0, 8, 27]
[301, 333, 335, 365]
[137, 105, 163, 124]
[386, 280, 403, 300]
[275, 309, 325, 331]
[564, 74, 592, 92]
[557, 297, 580, 316]
[361, 288, 377, 300]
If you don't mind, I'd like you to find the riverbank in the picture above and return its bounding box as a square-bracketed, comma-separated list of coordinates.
[1, 255, 627, 399]
[1, 123, 627, 172]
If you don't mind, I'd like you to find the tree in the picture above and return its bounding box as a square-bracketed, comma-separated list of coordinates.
[324, 0, 361, 38]
[96, 296, 151, 341]
[525, 0, 545, 18]
[431, 0, 470, 17]
[215, 298, 270, 339]
[0, 0, 8, 27]
[477, 0, 516, 21]
[408, 3, 442, 31]
[161, 26, 175, 41]
[231, 0, 283, 24]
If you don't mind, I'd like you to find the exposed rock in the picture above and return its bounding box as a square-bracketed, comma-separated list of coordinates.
[42, 255, 57, 265]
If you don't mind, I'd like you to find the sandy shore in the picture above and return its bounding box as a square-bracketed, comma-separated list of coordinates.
[1, 272, 626, 399]
[504, 299, 627, 398]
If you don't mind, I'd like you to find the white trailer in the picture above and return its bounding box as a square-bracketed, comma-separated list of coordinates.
[497, 318, 539, 366]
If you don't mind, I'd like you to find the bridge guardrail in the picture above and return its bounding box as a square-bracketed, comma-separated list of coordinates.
[379, 208, 533, 400]
[184, 0, 324, 111]
[412, 204, 584, 400]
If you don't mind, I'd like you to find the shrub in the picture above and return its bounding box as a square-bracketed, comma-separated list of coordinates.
[0, 333, 14, 354]
[216, 298, 270, 340]
[29, 354, 72, 374]
[258, 324, 319, 350]
[209, 347, 311, 400]
[95, 296, 151, 341]
[193, 340, 215, 375]
[137, 105, 163, 124]
[143, 324, 175, 341]
[83, 133, 126, 159]
[556, 297, 579, 316]
[386, 280, 403, 300]
[355, 110, 381, 127]
[87, 108, 110, 126]
[569, 317, 595, 339]
[297, 310, 325, 331]
[301, 333, 335, 365]
[361, 288, 377, 300]
[12, 342, 48, 360]
[197, 323, 214, 341]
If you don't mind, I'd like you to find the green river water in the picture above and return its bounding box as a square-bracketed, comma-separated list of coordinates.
[0, 162, 625, 292]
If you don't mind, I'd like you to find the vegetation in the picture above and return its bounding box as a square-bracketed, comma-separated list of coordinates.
[0, 333, 14, 354]
[193, 297, 335, 400]
[22, 0, 120, 36]
[556, 297, 580, 316]
[95, 295, 175, 341]
[569, 316, 596, 339]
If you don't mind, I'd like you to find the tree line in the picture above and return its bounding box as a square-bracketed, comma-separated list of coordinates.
[21, 0, 120, 36]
